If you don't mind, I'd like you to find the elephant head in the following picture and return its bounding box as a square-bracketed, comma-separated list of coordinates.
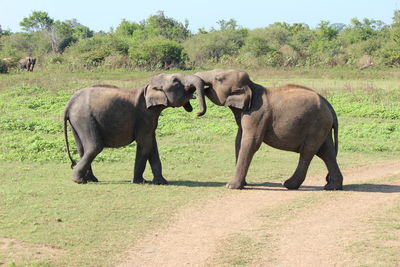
[145, 73, 207, 116]
[195, 69, 253, 110]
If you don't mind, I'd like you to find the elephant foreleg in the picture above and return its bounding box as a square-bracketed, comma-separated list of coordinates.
[227, 131, 262, 189]
[132, 144, 148, 184]
[148, 136, 168, 185]
[235, 128, 247, 186]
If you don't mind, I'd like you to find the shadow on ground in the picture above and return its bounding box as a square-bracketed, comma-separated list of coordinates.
[169, 180, 226, 187]
[95, 180, 400, 193]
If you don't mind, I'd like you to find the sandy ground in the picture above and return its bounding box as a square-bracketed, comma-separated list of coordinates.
[118, 161, 400, 267]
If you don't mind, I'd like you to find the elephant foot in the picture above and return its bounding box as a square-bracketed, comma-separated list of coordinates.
[86, 174, 99, 183]
[324, 182, 343, 191]
[132, 177, 148, 184]
[226, 181, 245, 189]
[283, 179, 301, 190]
[72, 176, 87, 184]
[152, 177, 168, 185]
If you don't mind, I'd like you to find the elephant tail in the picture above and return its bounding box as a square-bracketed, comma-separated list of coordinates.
[322, 95, 339, 156]
[64, 111, 77, 169]
[333, 112, 339, 156]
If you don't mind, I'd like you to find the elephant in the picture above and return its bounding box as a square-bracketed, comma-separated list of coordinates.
[19, 57, 36, 71]
[64, 73, 206, 184]
[195, 69, 343, 190]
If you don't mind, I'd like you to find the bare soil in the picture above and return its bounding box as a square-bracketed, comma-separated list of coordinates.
[118, 161, 400, 267]
[0, 238, 63, 266]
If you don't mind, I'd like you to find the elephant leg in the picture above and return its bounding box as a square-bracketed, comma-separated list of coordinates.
[132, 144, 149, 184]
[316, 137, 343, 190]
[283, 152, 314, 190]
[148, 136, 168, 185]
[227, 130, 262, 189]
[71, 128, 99, 182]
[235, 127, 247, 186]
[70, 122, 103, 184]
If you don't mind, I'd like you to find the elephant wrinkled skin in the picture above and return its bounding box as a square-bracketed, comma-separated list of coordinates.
[195, 69, 343, 190]
[64, 73, 206, 184]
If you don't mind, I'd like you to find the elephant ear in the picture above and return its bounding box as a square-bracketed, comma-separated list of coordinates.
[224, 84, 252, 110]
[144, 85, 168, 109]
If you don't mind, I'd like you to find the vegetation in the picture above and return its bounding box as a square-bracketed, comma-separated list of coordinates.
[2, 10, 400, 70]
[0, 67, 399, 266]
[1, 8, 400, 267]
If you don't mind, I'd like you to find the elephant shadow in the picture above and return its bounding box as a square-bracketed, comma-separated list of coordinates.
[96, 180, 226, 187]
[169, 180, 226, 187]
[246, 181, 400, 193]
[343, 183, 400, 193]
[95, 180, 400, 193]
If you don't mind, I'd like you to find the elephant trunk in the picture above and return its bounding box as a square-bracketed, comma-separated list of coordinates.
[191, 76, 206, 116]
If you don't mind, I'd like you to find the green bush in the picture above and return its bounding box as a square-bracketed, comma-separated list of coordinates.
[184, 29, 247, 66]
[377, 41, 400, 66]
[129, 37, 185, 69]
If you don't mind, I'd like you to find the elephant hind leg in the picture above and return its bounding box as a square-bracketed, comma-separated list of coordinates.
[316, 138, 343, 190]
[72, 127, 99, 183]
[70, 120, 103, 184]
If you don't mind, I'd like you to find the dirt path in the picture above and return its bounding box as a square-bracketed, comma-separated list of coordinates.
[118, 161, 400, 267]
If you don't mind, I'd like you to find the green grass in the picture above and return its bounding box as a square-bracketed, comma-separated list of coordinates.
[1, 67, 400, 266]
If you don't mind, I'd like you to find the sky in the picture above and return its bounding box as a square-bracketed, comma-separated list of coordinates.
[1, 0, 399, 33]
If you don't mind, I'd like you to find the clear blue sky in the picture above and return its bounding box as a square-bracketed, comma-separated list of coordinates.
[1, 0, 399, 32]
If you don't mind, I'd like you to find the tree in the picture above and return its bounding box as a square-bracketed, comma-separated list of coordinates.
[115, 19, 140, 36]
[317, 21, 339, 40]
[391, 10, 400, 44]
[20, 11, 59, 53]
[217, 19, 240, 31]
[0, 25, 12, 37]
[146, 11, 191, 42]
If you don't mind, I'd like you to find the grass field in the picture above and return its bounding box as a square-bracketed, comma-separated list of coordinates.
[0, 67, 399, 266]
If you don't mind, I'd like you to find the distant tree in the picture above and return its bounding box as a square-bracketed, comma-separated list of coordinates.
[217, 19, 240, 31]
[146, 11, 191, 42]
[391, 10, 400, 44]
[20, 11, 54, 32]
[115, 19, 140, 36]
[184, 20, 247, 65]
[20, 11, 60, 53]
[341, 18, 385, 44]
[317, 21, 339, 40]
[0, 25, 12, 37]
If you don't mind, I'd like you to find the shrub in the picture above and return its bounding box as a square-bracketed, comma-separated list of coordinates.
[103, 54, 131, 69]
[129, 38, 185, 69]
[377, 41, 400, 66]
[184, 29, 247, 66]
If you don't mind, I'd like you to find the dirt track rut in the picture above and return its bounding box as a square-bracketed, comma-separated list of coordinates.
[118, 161, 400, 267]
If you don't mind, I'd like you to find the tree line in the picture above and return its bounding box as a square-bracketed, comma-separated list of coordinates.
[1, 10, 400, 72]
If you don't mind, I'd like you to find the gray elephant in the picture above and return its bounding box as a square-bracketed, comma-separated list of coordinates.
[64, 73, 206, 184]
[19, 57, 36, 71]
[195, 69, 343, 190]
